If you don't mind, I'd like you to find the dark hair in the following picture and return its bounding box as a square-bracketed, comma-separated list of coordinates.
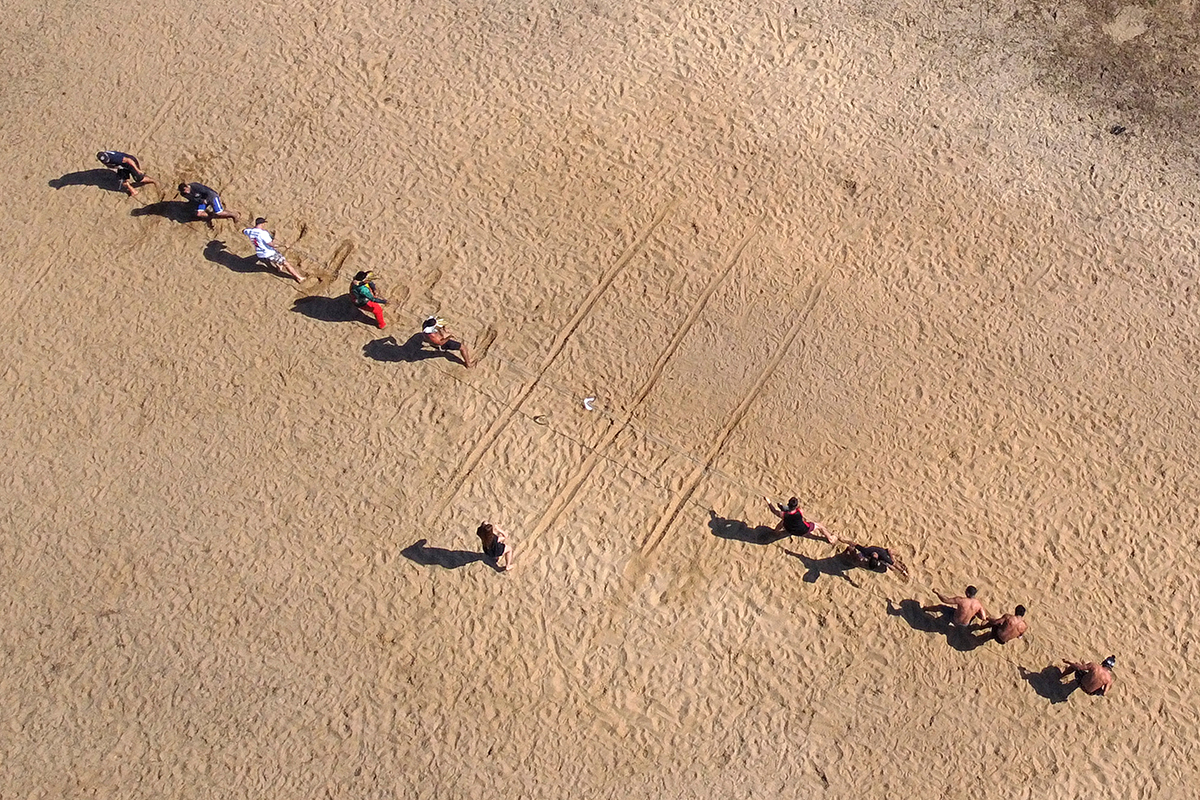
[423, 317, 438, 328]
[965, 585, 977, 598]
[353, 271, 370, 282]
[476, 522, 494, 540]
[178, 182, 189, 193]
[96, 151, 108, 163]
[1015, 604, 1027, 616]
[787, 497, 799, 510]
[254, 217, 267, 226]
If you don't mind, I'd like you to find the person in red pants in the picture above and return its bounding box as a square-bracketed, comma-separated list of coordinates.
[350, 271, 388, 328]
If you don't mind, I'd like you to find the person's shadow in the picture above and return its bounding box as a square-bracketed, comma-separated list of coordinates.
[885, 598, 988, 652]
[48, 169, 120, 192]
[291, 294, 368, 324]
[708, 510, 788, 545]
[362, 334, 441, 363]
[130, 200, 196, 223]
[1018, 665, 1076, 704]
[362, 334, 467, 366]
[400, 538, 483, 569]
[203, 240, 273, 276]
[782, 548, 860, 586]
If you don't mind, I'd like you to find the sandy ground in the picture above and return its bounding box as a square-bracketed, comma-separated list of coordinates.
[3, 0, 1200, 797]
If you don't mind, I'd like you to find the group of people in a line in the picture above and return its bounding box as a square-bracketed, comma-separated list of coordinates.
[763, 496, 1116, 697]
[94, 148, 1112, 695]
[96, 150, 478, 365]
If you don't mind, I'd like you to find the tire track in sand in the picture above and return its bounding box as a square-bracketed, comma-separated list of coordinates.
[634, 272, 828, 563]
[424, 202, 675, 523]
[523, 227, 759, 548]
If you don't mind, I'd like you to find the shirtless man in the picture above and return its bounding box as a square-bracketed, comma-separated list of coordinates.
[922, 585, 987, 627]
[178, 182, 239, 223]
[422, 317, 474, 367]
[1060, 655, 1115, 696]
[97, 150, 157, 196]
[476, 522, 513, 571]
[977, 605, 1028, 644]
[764, 496, 835, 543]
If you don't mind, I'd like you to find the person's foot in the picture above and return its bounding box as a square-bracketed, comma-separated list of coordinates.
[127, 187, 138, 197]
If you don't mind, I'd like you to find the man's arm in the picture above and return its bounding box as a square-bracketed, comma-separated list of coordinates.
[763, 496, 782, 517]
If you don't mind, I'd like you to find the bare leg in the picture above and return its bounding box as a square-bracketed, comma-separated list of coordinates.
[279, 259, 305, 282]
[212, 210, 240, 223]
[120, 179, 136, 196]
[461, 341, 475, 368]
[810, 522, 838, 545]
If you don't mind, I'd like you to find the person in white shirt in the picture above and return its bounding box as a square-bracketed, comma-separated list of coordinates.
[242, 217, 305, 282]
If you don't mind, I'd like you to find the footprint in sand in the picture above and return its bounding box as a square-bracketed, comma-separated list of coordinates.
[474, 325, 498, 362]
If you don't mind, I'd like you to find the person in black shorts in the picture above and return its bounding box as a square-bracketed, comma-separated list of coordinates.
[422, 317, 475, 367]
[97, 150, 157, 196]
[476, 522, 513, 571]
[178, 182, 240, 223]
[764, 496, 835, 542]
[840, 542, 909, 577]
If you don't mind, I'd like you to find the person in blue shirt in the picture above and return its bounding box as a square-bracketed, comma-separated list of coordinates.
[97, 150, 156, 196]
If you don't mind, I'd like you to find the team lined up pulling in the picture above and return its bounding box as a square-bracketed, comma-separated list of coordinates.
[93, 147, 1115, 697]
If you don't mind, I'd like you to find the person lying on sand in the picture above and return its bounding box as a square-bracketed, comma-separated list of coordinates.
[97, 150, 157, 196]
[1060, 656, 1115, 696]
[422, 316, 475, 367]
[243, 217, 305, 282]
[178, 182, 239, 224]
[838, 542, 909, 577]
[351, 271, 388, 329]
[976, 605, 1027, 644]
[476, 522, 513, 571]
[763, 496, 835, 542]
[922, 585, 988, 627]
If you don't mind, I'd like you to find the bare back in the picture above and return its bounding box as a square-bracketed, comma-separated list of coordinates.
[995, 614, 1027, 643]
[1079, 665, 1113, 695]
[951, 597, 985, 627]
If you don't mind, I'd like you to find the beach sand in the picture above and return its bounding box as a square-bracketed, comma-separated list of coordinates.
[2, 0, 1199, 796]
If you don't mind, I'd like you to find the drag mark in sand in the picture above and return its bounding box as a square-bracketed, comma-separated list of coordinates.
[524, 227, 759, 548]
[636, 274, 828, 561]
[133, 82, 183, 153]
[424, 203, 676, 523]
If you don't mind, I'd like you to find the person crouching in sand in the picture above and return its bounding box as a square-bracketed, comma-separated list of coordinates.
[477, 522, 513, 571]
[764, 496, 836, 543]
[422, 317, 474, 367]
[351, 271, 388, 329]
[97, 150, 157, 196]
[839, 542, 909, 578]
[922, 585, 988, 628]
[976, 605, 1028, 644]
[1060, 655, 1115, 696]
[243, 217, 305, 283]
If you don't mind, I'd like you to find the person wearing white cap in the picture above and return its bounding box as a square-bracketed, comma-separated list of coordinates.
[1060, 656, 1116, 696]
[242, 217, 305, 283]
[421, 316, 474, 368]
